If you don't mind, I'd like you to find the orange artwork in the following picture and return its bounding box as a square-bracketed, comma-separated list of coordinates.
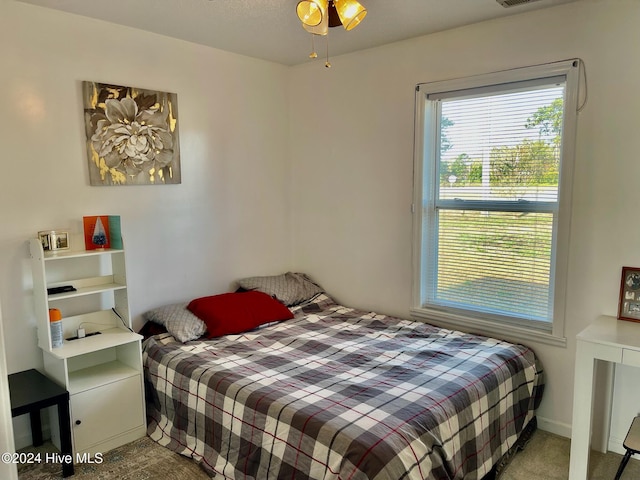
[83, 216, 111, 250]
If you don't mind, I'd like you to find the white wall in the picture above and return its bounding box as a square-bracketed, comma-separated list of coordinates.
[0, 1, 291, 447]
[289, 0, 640, 450]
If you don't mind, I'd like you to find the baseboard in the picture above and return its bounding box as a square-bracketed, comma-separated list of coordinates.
[13, 430, 32, 451]
[608, 436, 626, 456]
[12, 423, 52, 451]
[13, 425, 51, 451]
[536, 415, 571, 439]
[537, 415, 629, 456]
[12, 408, 52, 450]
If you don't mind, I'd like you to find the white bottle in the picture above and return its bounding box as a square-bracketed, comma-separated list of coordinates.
[49, 308, 63, 348]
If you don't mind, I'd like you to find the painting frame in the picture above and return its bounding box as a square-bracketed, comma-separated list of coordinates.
[618, 266, 640, 322]
[38, 230, 70, 252]
[82, 80, 181, 186]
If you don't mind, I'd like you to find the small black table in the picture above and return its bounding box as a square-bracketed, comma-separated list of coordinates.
[8, 369, 74, 477]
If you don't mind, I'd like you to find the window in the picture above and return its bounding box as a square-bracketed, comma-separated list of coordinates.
[412, 61, 580, 344]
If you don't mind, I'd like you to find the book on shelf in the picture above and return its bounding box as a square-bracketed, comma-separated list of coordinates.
[83, 215, 122, 250]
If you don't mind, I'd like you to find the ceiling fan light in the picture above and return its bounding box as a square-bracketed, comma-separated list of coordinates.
[333, 0, 367, 31]
[297, 0, 327, 27]
[303, 12, 328, 36]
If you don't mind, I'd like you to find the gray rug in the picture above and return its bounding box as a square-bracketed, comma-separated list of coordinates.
[17, 436, 210, 480]
[17, 430, 640, 479]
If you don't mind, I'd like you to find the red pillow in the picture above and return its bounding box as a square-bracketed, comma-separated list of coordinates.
[187, 291, 294, 338]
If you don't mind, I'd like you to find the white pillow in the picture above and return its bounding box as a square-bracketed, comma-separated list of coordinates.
[143, 302, 206, 342]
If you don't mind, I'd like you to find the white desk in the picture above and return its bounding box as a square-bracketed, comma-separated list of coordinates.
[569, 315, 640, 479]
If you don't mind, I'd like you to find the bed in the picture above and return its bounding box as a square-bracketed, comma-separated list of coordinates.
[142, 278, 544, 480]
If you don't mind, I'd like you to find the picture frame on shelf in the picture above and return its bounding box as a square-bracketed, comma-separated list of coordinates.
[38, 230, 70, 252]
[618, 266, 640, 322]
[83, 215, 122, 250]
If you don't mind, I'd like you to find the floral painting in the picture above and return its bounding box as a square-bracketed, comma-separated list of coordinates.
[82, 81, 181, 185]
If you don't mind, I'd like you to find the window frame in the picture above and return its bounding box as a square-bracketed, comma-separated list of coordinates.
[411, 60, 580, 347]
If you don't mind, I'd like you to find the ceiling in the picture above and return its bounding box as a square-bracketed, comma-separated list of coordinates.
[17, 0, 577, 66]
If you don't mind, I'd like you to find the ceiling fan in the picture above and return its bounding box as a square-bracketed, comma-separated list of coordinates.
[296, 0, 367, 67]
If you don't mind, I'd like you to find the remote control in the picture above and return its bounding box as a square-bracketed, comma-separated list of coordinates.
[47, 285, 77, 295]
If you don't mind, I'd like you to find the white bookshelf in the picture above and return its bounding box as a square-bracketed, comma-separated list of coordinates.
[29, 238, 146, 458]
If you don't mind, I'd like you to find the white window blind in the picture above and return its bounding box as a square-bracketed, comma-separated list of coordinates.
[413, 61, 579, 337]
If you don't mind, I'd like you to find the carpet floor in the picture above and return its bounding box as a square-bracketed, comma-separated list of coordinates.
[17, 430, 640, 479]
[500, 429, 640, 480]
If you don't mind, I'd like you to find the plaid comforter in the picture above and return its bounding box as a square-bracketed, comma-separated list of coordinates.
[143, 294, 543, 480]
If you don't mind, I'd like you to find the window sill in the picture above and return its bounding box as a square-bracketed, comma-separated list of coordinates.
[410, 307, 567, 348]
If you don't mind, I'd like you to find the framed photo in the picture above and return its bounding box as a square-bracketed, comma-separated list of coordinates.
[38, 230, 70, 252]
[618, 266, 640, 322]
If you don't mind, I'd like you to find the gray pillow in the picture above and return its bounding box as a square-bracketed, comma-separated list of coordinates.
[143, 302, 206, 343]
[236, 272, 324, 306]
